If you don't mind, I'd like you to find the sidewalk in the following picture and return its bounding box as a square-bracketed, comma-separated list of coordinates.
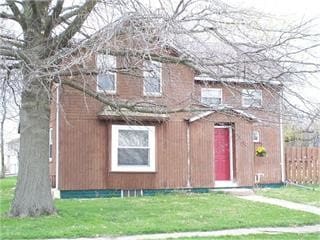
[237, 195, 320, 215]
[51, 225, 320, 240]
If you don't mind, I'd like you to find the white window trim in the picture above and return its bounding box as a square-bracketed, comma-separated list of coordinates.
[96, 54, 117, 94]
[241, 89, 262, 108]
[111, 125, 156, 172]
[49, 127, 53, 162]
[201, 88, 223, 106]
[143, 61, 162, 97]
[253, 130, 261, 143]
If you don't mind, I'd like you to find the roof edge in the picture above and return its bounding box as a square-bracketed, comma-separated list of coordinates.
[186, 107, 259, 123]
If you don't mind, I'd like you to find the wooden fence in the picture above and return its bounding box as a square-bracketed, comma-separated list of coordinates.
[285, 147, 320, 184]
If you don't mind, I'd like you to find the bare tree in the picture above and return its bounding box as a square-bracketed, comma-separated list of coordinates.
[0, 68, 20, 178]
[0, 0, 97, 217]
[0, 72, 8, 178]
[0, 0, 319, 217]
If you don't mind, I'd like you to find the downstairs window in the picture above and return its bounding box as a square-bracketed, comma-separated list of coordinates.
[111, 125, 155, 172]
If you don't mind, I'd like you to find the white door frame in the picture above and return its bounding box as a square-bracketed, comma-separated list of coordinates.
[214, 126, 235, 187]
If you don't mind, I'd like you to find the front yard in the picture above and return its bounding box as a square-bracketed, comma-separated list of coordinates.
[1, 178, 319, 239]
[256, 185, 320, 207]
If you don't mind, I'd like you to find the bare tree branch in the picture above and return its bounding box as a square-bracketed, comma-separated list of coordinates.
[0, 48, 29, 63]
[49, 0, 97, 50]
[44, 0, 64, 37]
[0, 11, 16, 21]
[5, 0, 26, 29]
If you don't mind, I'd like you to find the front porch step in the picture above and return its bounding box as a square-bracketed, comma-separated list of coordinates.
[211, 188, 255, 196]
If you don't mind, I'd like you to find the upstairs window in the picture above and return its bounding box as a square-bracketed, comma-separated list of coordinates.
[242, 89, 262, 107]
[143, 61, 162, 96]
[201, 88, 222, 106]
[111, 125, 156, 172]
[96, 54, 116, 93]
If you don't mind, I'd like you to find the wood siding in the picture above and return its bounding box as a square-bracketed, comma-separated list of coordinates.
[57, 110, 280, 190]
[60, 119, 107, 190]
[192, 113, 256, 186]
[254, 125, 282, 184]
[59, 119, 190, 190]
[190, 120, 213, 187]
[104, 120, 188, 189]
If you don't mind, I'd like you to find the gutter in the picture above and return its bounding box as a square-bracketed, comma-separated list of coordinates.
[186, 122, 191, 188]
[55, 83, 60, 193]
[280, 89, 285, 182]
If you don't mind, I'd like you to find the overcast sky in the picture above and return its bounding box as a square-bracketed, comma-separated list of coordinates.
[234, 0, 320, 17]
[233, 0, 320, 105]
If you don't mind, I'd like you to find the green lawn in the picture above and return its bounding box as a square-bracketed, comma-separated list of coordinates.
[1, 178, 320, 239]
[256, 185, 320, 207]
[178, 233, 320, 239]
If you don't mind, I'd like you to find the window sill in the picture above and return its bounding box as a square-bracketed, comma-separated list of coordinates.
[201, 103, 223, 107]
[241, 105, 263, 108]
[143, 92, 162, 97]
[97, 90, 117, 95]
[110, 168, 157, 173]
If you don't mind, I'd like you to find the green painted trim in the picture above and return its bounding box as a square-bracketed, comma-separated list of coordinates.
[257, 183, 285, 188]
[143, 188, 210, 196]
[60, 183, 283, 199]
[61, 188, 211, 199]
[60, 189, 121, 199]
[143, 189, 175, 196]
[190, 188, 210, 193]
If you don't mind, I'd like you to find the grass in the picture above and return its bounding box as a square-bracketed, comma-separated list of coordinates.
[256, 185, 320, 207]
[0, 178, 320, 239]
[0, 177, 16, 213]
[177, 233, 320, 239]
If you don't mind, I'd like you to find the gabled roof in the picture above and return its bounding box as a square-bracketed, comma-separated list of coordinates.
[186, 105, 258, 123]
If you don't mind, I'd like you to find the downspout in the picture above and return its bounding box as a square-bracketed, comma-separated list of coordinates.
[186, 122, 191, 188]
[55, 83, 60, 192]
[280, 89, 285, 183]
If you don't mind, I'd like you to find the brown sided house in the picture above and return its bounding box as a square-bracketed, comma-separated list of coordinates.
[49, 49, 284, 198]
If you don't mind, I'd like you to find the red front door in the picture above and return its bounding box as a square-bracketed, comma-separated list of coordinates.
[214, 127, 231, 181]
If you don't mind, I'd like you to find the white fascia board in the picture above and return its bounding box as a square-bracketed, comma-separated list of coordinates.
[188, 111, 214, 123]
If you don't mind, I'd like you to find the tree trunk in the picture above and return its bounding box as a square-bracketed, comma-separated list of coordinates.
[0, 116, 5, 179]
[0, 84, 7, 179]
[10, 76, 55, 217]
